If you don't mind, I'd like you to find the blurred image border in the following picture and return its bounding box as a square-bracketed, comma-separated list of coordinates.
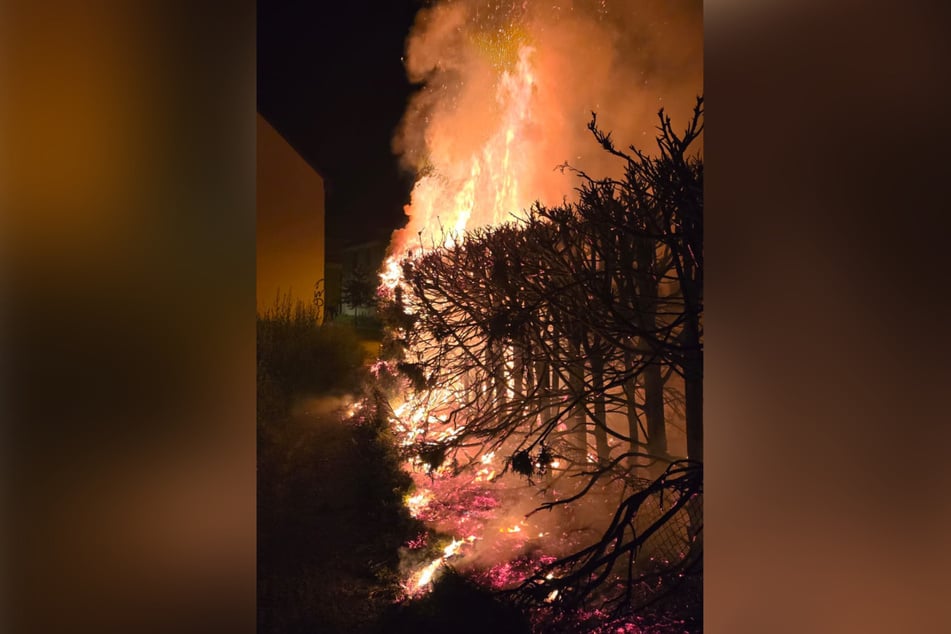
[2, 1, 950, 632]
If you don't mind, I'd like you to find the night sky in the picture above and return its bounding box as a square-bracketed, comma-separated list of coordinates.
[257, 1, 425, 257]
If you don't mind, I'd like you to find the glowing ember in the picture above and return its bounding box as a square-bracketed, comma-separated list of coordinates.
[408, 537, 472, 593]
[405, 491, 433, 518]
[443, 538, 464, 558]
[414, 558, 442, 589]
[343, 400, 364, 418]
[405, 532, 428, 549]
[473, 466, 497, 482]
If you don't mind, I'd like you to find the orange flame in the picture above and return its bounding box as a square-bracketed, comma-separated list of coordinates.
[414, 557, 443, 590]
[384, 0, 704, 285]
[385, 43, 541, 283]
[405, 491, 433, 518]
[410, 538, 468, 592]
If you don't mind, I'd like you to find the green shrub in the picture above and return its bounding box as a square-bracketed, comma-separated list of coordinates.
[257, 292, 365, 422]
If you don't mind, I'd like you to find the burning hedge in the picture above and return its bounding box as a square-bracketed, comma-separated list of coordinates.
[374, 103, 703, 630]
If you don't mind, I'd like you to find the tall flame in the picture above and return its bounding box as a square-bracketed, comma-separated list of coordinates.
[384, 0, 704, 282]
[384, 42, 539, 283]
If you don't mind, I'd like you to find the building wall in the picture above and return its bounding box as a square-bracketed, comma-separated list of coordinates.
[256, 113, 325, 319]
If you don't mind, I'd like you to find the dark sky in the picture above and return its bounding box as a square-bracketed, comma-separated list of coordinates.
[257, 1, 425, 257]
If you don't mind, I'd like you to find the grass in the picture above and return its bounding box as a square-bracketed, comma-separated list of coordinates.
[257, 294, 366, 422]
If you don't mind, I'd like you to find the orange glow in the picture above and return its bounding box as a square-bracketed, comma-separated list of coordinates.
[443, 538, 464, 557]
[409, 538, 469, 593]
[414, 558, 443, 590]
[404, 491, 433, 518]
[473, 467, 497, 482]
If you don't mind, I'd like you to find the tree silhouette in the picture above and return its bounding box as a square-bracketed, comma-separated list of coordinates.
[342, 263, 378, 324]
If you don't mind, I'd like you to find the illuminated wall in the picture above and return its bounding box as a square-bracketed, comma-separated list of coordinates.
[256, 113, 325, 319]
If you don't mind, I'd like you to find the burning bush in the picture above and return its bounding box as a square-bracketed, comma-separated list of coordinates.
[376, 102, 703, 629]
